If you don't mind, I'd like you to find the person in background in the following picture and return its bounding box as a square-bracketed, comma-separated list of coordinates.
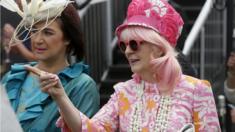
[224, 52, 235, 103]
[0, 0, 100, 131]
[1, 23, 37, 77]
[2, 23, 36, 62]
[211, 51, 235, 131]
[0, 85, 23, 132]
[224, 52, 235, 130]
[0, 0, 37, 76]
[26, 0, 221, 131]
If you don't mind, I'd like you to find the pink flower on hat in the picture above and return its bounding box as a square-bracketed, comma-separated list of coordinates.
[127, 0, 152, 17]
[116, 0, 184, 47]
[159, 15, 182, 45]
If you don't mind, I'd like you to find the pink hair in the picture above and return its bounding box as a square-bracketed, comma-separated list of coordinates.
[119, 26, 182, 91]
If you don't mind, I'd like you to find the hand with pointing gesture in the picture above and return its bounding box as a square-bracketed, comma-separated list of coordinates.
[24, 65, 66, 100]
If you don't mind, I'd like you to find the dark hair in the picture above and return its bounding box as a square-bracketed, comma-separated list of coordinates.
[59, 4, 85, 62]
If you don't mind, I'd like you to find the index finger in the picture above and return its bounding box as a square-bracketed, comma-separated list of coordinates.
[24, 65, 42, 76]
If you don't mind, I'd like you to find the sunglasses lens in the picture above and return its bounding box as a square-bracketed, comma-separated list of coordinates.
[129, 40, 138, 51]
[119, 42, 126, 52]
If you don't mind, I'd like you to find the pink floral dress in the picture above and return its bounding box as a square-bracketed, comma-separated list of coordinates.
[57, 75, 221, 132]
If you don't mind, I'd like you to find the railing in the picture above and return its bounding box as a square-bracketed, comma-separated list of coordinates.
[76, 0, 130, 83]
[182, 0, 227, 80]
[182, 0, 214, 56]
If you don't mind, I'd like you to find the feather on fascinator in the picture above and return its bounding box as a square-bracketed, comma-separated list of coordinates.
[0, 0, 73, 47]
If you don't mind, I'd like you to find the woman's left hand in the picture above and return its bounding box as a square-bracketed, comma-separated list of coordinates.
[25, 65, 67, 100]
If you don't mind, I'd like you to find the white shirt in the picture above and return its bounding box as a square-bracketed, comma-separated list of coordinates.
[224, 80, 235, 104]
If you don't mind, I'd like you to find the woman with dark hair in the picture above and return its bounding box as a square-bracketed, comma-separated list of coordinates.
[0, 0, 100, 131]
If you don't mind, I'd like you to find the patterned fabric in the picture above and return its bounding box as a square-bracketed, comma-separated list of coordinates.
[1, 62, 100, 132]
[116, 0, 184, 46]
[57, 75, 221, 132]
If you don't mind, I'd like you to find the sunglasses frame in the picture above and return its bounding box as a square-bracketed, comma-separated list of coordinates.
[118, 40, 143, 53]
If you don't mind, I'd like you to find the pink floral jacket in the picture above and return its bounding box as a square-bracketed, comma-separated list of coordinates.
[57, 75, 221, 132]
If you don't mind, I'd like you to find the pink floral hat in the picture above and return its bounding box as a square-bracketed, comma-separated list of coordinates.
[116, 0, 184, 47]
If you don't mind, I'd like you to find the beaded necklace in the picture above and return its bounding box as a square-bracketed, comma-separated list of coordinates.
[154, 95, 172, 132]
[129, 81, 144, 132]
[129, 81, 172, 132]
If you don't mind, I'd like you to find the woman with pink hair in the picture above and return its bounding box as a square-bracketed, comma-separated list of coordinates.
[26, 0, 221, 131]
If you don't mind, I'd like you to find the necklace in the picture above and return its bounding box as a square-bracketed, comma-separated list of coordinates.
[129, 81, 144, 132]
[154, 95, 172, 132]
[129, 81, 172, 132]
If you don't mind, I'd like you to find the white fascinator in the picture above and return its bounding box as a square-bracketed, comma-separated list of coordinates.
[0, 0, 73, 47]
